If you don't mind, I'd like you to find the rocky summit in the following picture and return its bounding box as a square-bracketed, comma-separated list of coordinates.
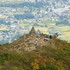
[29, 27, 36, 35]
[1, 27, 70, 52]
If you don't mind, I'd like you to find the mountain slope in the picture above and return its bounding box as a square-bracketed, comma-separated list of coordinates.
[1, 27, 70, 51]
[0, 27, 70, 70]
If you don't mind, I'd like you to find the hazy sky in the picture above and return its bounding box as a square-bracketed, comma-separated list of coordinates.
[0, 0, 22, 4]
[0, 0, 36, 4]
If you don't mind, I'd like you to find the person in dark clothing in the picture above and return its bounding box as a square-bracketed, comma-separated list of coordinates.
[49, 35, 52, 39]
[44, 34, 50, 41]
[46, 35, 49, 38]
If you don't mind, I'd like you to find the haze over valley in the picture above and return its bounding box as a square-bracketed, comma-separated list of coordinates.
[0, 0, 70, 44]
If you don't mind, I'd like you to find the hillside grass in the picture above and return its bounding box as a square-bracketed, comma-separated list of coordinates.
[0, 34, 70, 70]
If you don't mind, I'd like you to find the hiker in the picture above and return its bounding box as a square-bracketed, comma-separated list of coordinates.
[44, 34, 50, 41]
[54, 33, 58, 38]
[55, 33, 58, 37]
[49, 35, 52, 39]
